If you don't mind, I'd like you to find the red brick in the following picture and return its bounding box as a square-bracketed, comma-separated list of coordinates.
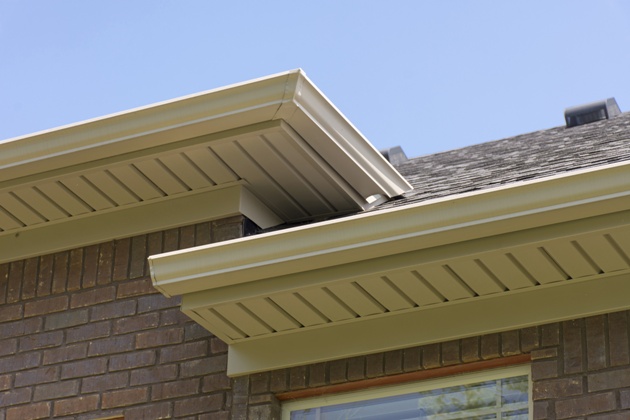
[112, 238, 131, 281]
[36, 254, 53, 297]
[102, 387, 148, 408]
[42, 342, 87, 365]
[19, 330, 63, 351]
[113, 313, 159, 335]
[400, 347, 421, 372]
[0, 338, 17, 357]
[147, 231, 164, 256]
[586, 315, 607, 371]
[70, 285, 115, 308]
[117, 277, 156, 298]
[44, 308, 88, 330]
[21, 257, 38, 300]
[67, 248, 83, 291]
[289, 365, 307, 389]
[129, 364, 177, 386]
[555, 392, 615, 419]
[33, 379, 79, 401]
[441, 341, 460, 366]
[124, 401, 171, 419]
[7, 260, 23, 303]
[51, 252, 69, 294]
[179, 225, 196, 249]
[608, 311, 630, 367]
[532, 359, 558, 381]
[136, 327, 183, 348]
[15, 366, 59, 387]
[160, 307, 189, 326]
[109, 350, 155, 372]
[250, 372, 269, 394]
[195, 222, 212, 245]
[0, 303, 22, 322]
[163, 228, 179, 252]
[159, 341, 207, 363]
[0, 374, 12, 390]
[53, 394, 99, 416]
[152, 378, 200, 400]
[210, 336, 228, 353]
[82, 244, 99, 288]
[533, 376, 583, 400]
[520, 326, 540, 352]
[88, 335, 135, 356]
[60, 357, 107, 379]
[173, 394, 224, 417]
[269, 369, 287, 392]
[481, 333, 500, 360]
[0, 317, 42, 339]
[461, 337, 480, 363]
[6, 401, 50, 420]
[422, 343, 441, 369]
[203, 373, 232, 392]
[186, 323, 213, 342]
[0, 387, 31, 406]
[180, 354, 228, 378]
[90, 300, 136, 321]
[541, 323, 560, 347]
[137, 294, 180, 314]
[588, 366, 630, 391]
[0, 352, 42, 374]
[82, 371, 129, 393]
[563, 319, 584, 374]
[328, 359, 346, 384]
[66, 320, 111, 343]
[24, 295, 68, 317]
[501, 330, 520, 356]
[97, 241, 115, 284]
[130, 235, 148, 279]
[0, 262, 9, 304]
[347, 356, 365, 381]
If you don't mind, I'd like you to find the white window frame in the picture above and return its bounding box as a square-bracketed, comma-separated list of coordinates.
[281, 365, 532, 419]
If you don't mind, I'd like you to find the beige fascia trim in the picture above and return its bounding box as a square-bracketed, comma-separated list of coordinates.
[1, 70, 300, 181]
[149, 160, 630, 297]
[2, 69, 410, 203]
[0, 185, 280, 265]
[227, 270, 630, 375]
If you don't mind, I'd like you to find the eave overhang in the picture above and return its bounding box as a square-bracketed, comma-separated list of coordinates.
[149, 160, 630, 376]
[0, 70, 411, 263]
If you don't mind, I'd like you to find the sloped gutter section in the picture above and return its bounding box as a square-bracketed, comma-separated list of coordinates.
[149, 161, 630, 375]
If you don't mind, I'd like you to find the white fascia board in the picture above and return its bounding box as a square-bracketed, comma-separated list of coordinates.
[1, 69, 411, 204]
[1, 70, 301, 182]
[0, 185, 280, 265]
[149, 160, 630, 297]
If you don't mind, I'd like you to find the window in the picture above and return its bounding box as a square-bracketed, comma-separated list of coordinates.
[282, 366, 530, 420]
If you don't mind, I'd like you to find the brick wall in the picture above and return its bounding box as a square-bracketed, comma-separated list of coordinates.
[1, 215, 629, 419]
[0, 216, 250, 420]
[237, 313, 630, 419]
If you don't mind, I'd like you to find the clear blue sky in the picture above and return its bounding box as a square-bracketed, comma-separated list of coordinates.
[2, 1, 629, 158]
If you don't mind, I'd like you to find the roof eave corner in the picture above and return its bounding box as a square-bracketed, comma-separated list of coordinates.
[273, 70, 413, 204]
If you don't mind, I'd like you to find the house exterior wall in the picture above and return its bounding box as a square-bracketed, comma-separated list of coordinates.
[1, 217, 629, 419]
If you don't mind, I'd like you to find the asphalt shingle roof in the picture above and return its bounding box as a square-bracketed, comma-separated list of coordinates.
[379, 111, 630, 210]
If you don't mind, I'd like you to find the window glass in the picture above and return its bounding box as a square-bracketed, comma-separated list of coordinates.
[284, 367, 530, 420]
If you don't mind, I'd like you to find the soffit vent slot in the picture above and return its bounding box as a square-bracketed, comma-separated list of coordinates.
[565, 97, 621, 128]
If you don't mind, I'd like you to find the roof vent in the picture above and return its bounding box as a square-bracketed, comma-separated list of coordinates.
[565, 97, 621, 128]
[380, 146, 408, 165]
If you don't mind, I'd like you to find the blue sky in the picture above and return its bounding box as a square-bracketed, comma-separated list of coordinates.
[1, 1, 629, 158]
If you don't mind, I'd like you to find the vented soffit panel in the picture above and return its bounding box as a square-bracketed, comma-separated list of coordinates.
[148, 160, 630, 376]
[0, 70, 412, 263]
